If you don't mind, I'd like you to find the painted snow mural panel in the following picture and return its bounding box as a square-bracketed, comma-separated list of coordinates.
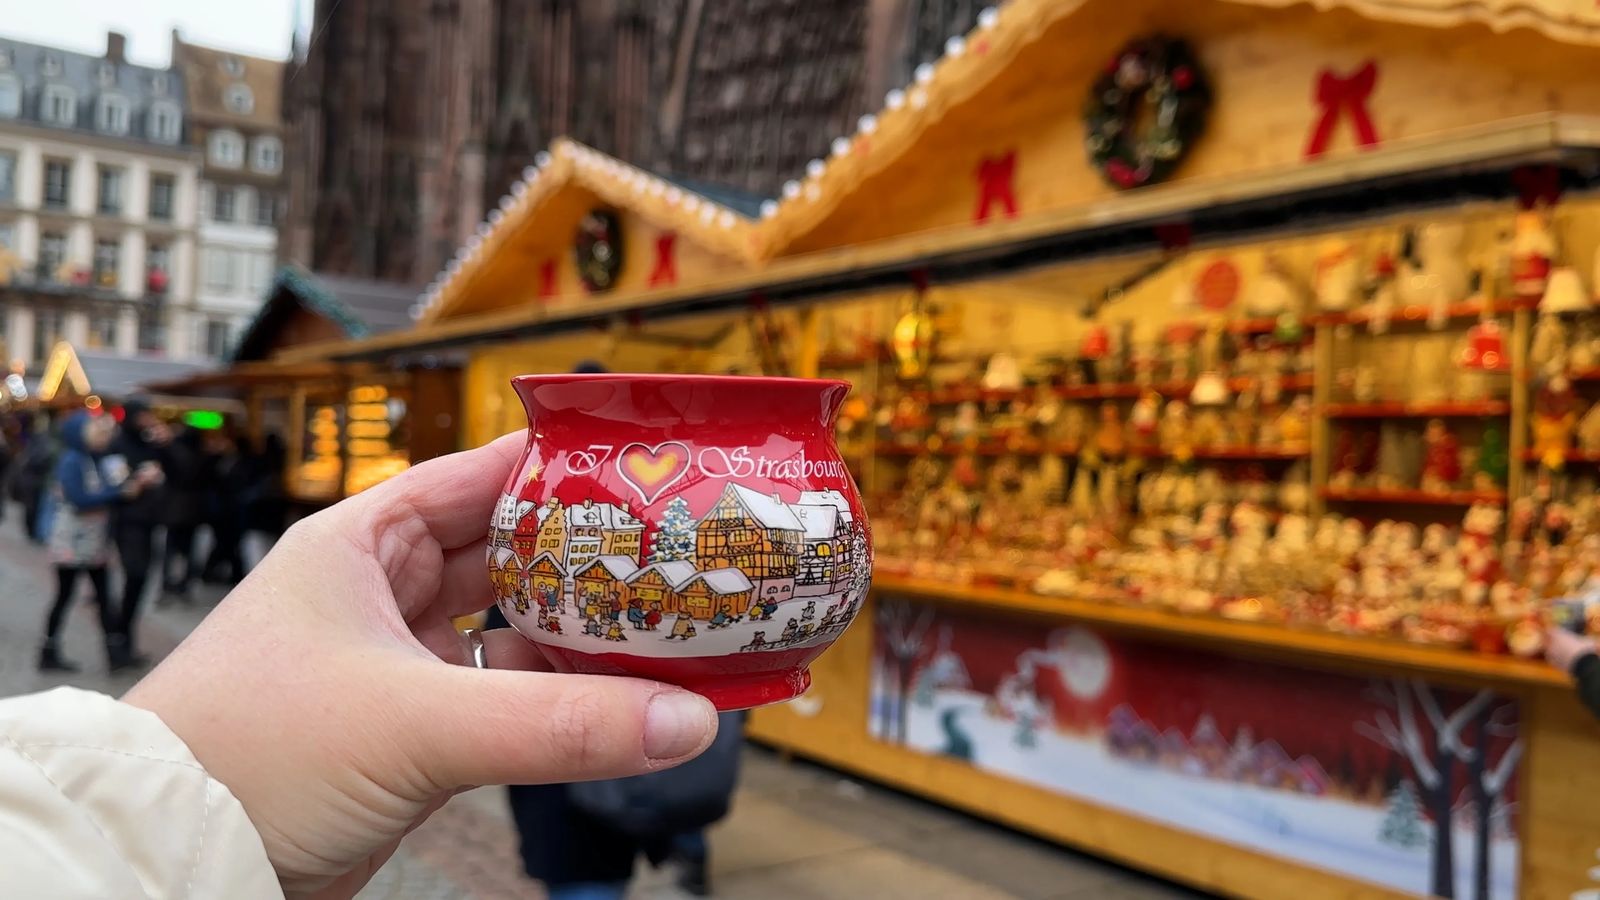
[868, 600, 1521, 899]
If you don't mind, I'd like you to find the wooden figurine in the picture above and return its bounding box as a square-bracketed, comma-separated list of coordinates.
[1158, 399, 1194, 462]
[1529, 313, 1570, 377]
[1474, 423, 1509, 491]
[1275, 396, 1313, 451]
[1533, 374, 1579, 469]
[1511, 208, 1555, 300]
[1093, 402, 1126, 460]
[1129, 391, 1161, 450]
[1419, 418, 1461, 492]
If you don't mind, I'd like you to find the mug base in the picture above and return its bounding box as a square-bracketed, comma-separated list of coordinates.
[536, 644, 815, 711]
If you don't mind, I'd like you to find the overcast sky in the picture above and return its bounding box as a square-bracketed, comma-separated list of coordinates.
[3, 0, 309, 66]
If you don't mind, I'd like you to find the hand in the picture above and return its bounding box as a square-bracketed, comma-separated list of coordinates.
[123, 434, 719, 899]
[1545, 626, 1597, 674]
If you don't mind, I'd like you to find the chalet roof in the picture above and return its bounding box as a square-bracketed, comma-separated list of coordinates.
[568, 501, 643, 531]
[626, 561, 698, 590]
[231, 266, 416, 362]
[689, 567, 755, 595]
[573, 555, 639, 581]
[727, 484, 804, 532]
[526, 551, 565, 574]
[488, 546, 521, 568]
[791, 504, 839, 541]
[797, 490, 854, 524]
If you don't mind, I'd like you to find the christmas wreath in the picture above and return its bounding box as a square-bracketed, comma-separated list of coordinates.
[1083, 36, 1211, 190]
[574, 208, 624, 293]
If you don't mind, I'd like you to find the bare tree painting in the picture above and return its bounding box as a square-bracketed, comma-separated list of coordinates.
[1357, 679, 1521, 899]
[874, 599, 935, 744]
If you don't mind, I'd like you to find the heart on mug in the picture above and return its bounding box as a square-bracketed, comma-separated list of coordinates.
[616, 441, 692, 506]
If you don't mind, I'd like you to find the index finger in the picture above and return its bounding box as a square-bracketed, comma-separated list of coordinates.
[334, 431, 527, 551]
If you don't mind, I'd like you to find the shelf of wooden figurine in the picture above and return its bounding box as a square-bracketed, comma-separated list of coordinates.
[875, 442, 1309, 461]
[1318, 486, 1507, 505]
[907, 373, 1317, 406]
[1322, 400, 1511, 418]
[869, 574, 1565, 689]
[1308, 296, 1538, 329]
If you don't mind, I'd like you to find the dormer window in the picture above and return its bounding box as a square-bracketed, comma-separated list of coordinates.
[41, 54, 62, 78]
[251, 136, 282, 173]
[41, 85, 76, 126]
[96, 95, 129, 136]
[209, 129, 244, 168]
[224, 83, 254, 115]
[0, 75, 18, 119]
[150, 73, 169, 96]
[148, 101, 181, 144]
[97, 62, 116, 87]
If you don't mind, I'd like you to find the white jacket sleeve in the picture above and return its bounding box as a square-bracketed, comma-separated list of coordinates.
[0, 686, 282, 899]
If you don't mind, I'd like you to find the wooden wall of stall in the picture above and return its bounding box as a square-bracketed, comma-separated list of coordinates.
[774, 0, 1600, 257]
[749, 586, 1600, 899]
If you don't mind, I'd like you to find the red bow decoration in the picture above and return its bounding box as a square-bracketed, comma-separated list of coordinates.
[648, 232, 677, 287]
[1303, 61, 1380, 159]
[538, 259, 558, 299]
[973, 150, 1018, 223]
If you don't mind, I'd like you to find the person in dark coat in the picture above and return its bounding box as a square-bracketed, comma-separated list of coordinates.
[1547, 627, 1600, 721]
[483, 605, 735, 899]
[14, 413, 60, 543]
[106, 396, 173, 666]
[202, 430, 250, 584]
[157, 425, 206, 604]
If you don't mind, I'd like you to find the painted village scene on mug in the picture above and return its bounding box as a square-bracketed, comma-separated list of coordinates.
[487, 441, 873, 659]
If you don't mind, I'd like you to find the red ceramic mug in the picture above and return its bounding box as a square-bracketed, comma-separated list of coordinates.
[488, 373, 873, 710]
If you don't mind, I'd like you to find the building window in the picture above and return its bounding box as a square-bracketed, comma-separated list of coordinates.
[252, 136, 282, 174]
[148, 174, 174, 220]
[255, 191, 276, 226]
[41, 54, 62, 78]
[224, 83, 254, 115]
[0, 75, 19, 118]
[204, 248, 236, 292]
[148, 101, 181, 143]
[0, 151, 14, 203]
[96, 95, 129, 135]
[221, 56, 245, 77]
[209, 129, 244, 168]
[93, 239, 119, 288]
[138, 304, 163, 352]
[96, 62, 116, 88]
[146, 243, 170, 294]
[0, 222, 14, 254]
[204, 319, 231, 358]
[149, 72, 169, 96]
[37, 232, 66, 281]
[89, 310, 118, 349]
[97, 167, 123, 215]
[211, 185, 236, 222]
[33, 308, 62, 362]
[43, 160, 70, 209]
[41, 85, 76, 126]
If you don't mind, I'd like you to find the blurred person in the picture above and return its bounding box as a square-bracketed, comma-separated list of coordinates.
[484, 605, 743, 900]
[245, 432, 288, 541]
[13, 412, 61, 543]
[38, 412, 154, 672]
[106, 396, 171, 666]
[0, 431, 718, 898]
[158, 425, 207, 605]
[201, 429, 250, 584]
[1546, 626, 1600, 721]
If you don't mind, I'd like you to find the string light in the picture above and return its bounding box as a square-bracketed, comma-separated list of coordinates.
[831, 137, 851, 157]
[858, 114, 878, 135]
[885, 89, 906, 110]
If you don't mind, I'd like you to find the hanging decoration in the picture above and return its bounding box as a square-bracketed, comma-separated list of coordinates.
[1083, 36, 1211, 190]
[1303, 61, 1381, 159]
[892, 281, 937, 379]
[648, 232, 678, 287]
[1195, 258, 1241, 311]
[973, 150, 1019, 222]
[574, 209, 624, 293]
[538, 259, 559, 299]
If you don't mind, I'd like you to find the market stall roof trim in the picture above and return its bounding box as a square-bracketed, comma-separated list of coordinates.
[232, 266, 419, 363]
[416, 139, 767, 325]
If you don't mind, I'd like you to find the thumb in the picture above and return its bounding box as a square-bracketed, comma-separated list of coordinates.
[392, 661, 719, 789]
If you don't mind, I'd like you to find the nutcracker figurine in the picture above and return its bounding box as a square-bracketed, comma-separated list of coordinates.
[1510, 208, 1556, 300]
[1419, 418, 1462, 492]
[1533, 374, 1580, 469]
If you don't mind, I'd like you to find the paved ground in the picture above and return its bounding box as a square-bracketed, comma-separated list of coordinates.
[0, 504, 1207, 899]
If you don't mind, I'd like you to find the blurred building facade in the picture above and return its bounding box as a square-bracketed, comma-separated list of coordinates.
[172, 35, 285, 360]
[0, 32, 201, 373]
[280, 0, 974, 285]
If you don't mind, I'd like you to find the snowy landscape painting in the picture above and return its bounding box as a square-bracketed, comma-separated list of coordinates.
[868, 599, 1522, 899]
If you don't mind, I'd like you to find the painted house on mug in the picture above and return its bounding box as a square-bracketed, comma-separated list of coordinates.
[526, 552, 565, 610]
[792, 489, 858, 596]
[677, 568, 756, 619]
[566, 499, 645, 572]
[696, 483, 805, 605]
[624, 561, 698, 615]
[572, 555, 638, 615]
[490, 495, 534, 552]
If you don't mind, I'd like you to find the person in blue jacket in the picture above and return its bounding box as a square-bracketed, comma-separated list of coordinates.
[38, 412, 154, 672]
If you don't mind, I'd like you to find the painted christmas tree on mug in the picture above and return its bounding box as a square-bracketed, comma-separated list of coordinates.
[487, 373, 873, 710]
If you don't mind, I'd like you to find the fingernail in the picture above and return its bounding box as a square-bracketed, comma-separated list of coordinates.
[644, 691, 714, 760]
